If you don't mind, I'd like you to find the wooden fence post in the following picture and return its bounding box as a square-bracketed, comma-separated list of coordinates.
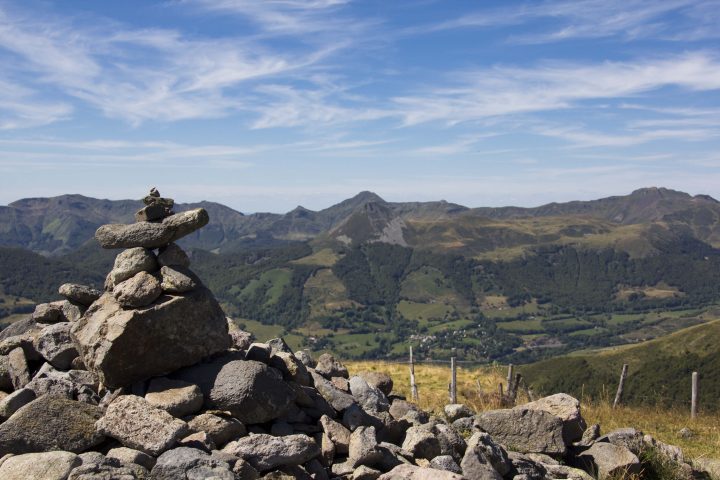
[521, 376, 535, 402]
[613, 364, 628, 409]
[506, 364, 514, 392]
[509, 373, 522, 404]
[450, 356, 457, 404]
[409, 346, 418, 402]
[691, 371, 698, 419]
[498, 383, 504, 405]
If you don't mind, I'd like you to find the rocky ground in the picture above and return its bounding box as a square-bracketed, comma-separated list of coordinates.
[0, 190, 715, 480]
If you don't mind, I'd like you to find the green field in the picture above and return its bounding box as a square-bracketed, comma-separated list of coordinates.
[239, 268, 292, 306]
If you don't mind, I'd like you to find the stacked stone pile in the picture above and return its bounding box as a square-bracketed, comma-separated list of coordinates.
[0, 189, 712, 479]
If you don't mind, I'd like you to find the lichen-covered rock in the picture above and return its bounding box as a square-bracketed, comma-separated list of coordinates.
[187, 413, 246, 447]
[444, 403, 474, 423]
[151, 447, 235, 479]
[377, 464, 465, 479]
[33, 322, 78, 369]
[295, 350, 316, 368]
[315, 353, 349, 379]
[107, 446, 156, 470]
[349, 376, 389, 414]
[59, 283, 102, 307]
[145, 377, 203, 417]
[0, 451, 82, 480]
[71, 287, 230, 388]
[159, 266, 196, 293]
[310, 370, 356, 412]
[0, 387, 36, 420]
[227, 320, 254, 350]
[401, 426, 440, 461]
[95, 208, 209, 249]
[113, 271, 162, 308]
[96, 395, 189, 456]
[320, 414, 351, 454]
[474, 407, 567, 456]
[270, 352, 311, 386]
[521, 393, 586, 444]
[574, 442, 641, 479]
[349, 426, 382, 468]
[107, 248, 158, 286]
[157, 243, 191, 268]
[356, 371, 393, 397]
[430, 455, 462, 474]
[0, 395, 104, 455]
[7, 346, 30, 389]
[222, 433, 321, 472]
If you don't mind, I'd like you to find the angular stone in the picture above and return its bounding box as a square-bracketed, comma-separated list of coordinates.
[31, 302, 64, 323]
[474, 407, 567, 456]
[389, 398, 426, 422]
[349, 375, 389, 414]
[159, 266, 196, 293]
[435, 423, 467, 462]
[246, 343, 272, 363]
[0, 395, 104, 455]
[444, 403, 474, 422]
[310, 370, 356, 412]
[71, 287, 230, 388]
[96, 395, 189, 456]
[145, 377, 203, 417]
[270, 352, 311, 386]
[0, 451, 81, 480]
[7, 347, 30, 389]
[332, 376, 350, 392]
[135, 203, 168, 222]
[95, 208, 209, 249]
[0, 387, 36, 420]
[233, 458, 260, 479]
[464, 432, 510, 477]
[59, 283, 102, 307]
[228, 320, 254, 350]
[320, 414, 351, 454]
[507, 451, 547, 479]
[68, 460, 149, 479]
[575, 442, 641, 479]
[178, 431, 216, 451]
[33, 322, 78, 369]
[377, 464, 465, 480]
[315, 353, 349, 379]
[356, 371, 393, 396]
[107, 247, 158, 286]
[295, 350, 316, 368]
[173, 358, 295, 424]
[187, 413, 246, 447]
[223, 434, 320, 472]
[158, 243, 191, 268]
[113, 271, 162, 308]
[522, 393, 586, 444]
[349, 426, 382, 468]
[107, 447, 156, 470]
[430, 455, 462, 474]
[402, 426, 441, 460]
[151, 447, 234, 480]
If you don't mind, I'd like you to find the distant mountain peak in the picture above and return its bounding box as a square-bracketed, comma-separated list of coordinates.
[351, 191, 386, 204]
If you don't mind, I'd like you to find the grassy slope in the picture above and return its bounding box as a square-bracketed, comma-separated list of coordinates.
[346, 361, 720, 459]
[519, 319, 720, 411]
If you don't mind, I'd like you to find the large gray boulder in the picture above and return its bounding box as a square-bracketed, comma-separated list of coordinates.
[474, 407, 567, 456]
[33, 322, 78, 369]
[0, 395, 104, 455]
[521, 393, 586, 443]
[71, 287, 230, 388]
[95, 208, 209, 249]
[151, 447, 235, 480]
[574, 442, 641, 479]
[173, 358, 296, 424]
[222, 433, 321, 471]
[96, 395, 189, 456]
[0, 451, 82, 480]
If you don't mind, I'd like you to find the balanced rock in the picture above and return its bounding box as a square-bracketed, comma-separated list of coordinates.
[96, 395, 189, 456]
[0, 395, 104, 455]
[107, 247, 158, 286]
[158, 242, 191, 267]
[316, 353, 349, 379]
[58, 283, 102, 307]
[159, 265, 196, 293]
[95, 208, 209, 249]
[71, 287, 230, 388]
[113, 271, 162, 308]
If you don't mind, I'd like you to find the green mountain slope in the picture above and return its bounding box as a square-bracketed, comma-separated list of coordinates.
[519, 319, 720, 410]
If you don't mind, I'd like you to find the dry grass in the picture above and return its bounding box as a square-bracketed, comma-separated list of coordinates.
[346, 361, 720, 461]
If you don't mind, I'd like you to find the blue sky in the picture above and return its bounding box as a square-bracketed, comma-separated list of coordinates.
[1, 0, 719, 213]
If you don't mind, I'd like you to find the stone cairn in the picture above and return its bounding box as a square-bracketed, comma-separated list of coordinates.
[0, 190, 709, 480]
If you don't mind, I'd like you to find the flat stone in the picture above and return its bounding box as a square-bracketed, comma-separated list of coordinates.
[67, 460, 149, 479]
[71, 287, 230, 388]
[474, 407, 567, 456]
[95, 208, 209, 249]
[0, 451, 81, 480]
[0, 395, 104, 455]
[187, 413, 246, 447]
[33, 322, 78, 369]
[151, 447, 234, 480]
[59, 283, 102, 307]
[222, 433, 320, 472]
[96, 395, 189, 456]
[157, 243, 191, 268]
[107, 247, 158, 286]
[113, 271, 162, 308]
[377, 464, 465, 479]
[159, 265, 196, 293]
[145, 377, 203, 417]
[106, 446, 156, 470]
[135, 203, 169, 222]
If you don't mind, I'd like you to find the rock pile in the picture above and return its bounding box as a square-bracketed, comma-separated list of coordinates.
[0, 189, 712, 480]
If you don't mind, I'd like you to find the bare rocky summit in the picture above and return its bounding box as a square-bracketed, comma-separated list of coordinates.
[0, 189, 711, 479]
